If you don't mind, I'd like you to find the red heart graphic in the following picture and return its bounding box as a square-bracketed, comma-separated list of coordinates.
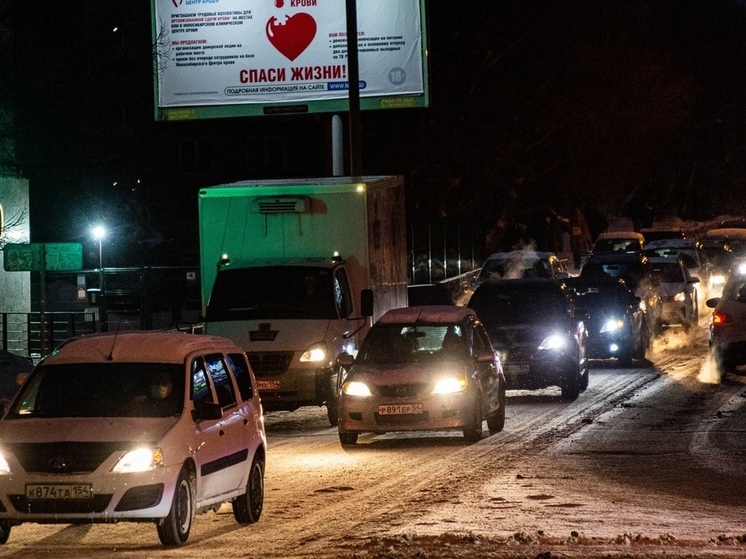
[266, 13, 317, 61]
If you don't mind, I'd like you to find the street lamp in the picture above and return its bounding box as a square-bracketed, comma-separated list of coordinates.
[92, 225, 106, 270]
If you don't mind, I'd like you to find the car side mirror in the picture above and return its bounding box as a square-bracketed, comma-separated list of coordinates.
[336, 353, 354, 368]
[192, 401, 223, 421]
[705, 298, 720, 308]
[476, 351, 496, 363]
[689, 277, 700, 284]
[360, 289, 374, 317]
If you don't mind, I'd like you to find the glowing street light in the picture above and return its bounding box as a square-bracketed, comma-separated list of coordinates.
[92, 225, 106, 270]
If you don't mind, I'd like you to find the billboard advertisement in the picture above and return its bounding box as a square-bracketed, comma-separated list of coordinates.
[152, 0, 429, 120]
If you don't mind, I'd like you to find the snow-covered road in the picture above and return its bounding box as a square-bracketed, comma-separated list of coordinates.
[1, 322, 744, 558]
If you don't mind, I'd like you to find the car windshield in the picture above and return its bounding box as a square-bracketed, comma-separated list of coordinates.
[469, 290, 569, 324]
[565, 285, 631, 309]
[357, 324, 467, 364]
[593, 239, 639, 253]
[479, 257, 551, 280]
[580, 262, 645, 290]
[6, 363, 185, 418]
[206, 266, 338, 320]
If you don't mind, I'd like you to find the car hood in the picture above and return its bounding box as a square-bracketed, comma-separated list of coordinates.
[0, 416, 179, 445]
[348, 363, 468, 385]
[483, 322, 566, 347]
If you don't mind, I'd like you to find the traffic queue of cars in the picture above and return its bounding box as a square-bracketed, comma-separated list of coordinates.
[3, 225, 746, 548]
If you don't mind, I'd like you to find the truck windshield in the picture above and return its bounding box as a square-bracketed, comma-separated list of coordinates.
[206, 266, 338, 321]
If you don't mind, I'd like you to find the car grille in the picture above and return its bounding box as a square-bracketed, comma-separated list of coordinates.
[374, 412, 430, 425]
[247, 352, 294, 376]
[6, 442, 125, 474]
[376, 383, 428, 398]
[9, 494, 112, 514]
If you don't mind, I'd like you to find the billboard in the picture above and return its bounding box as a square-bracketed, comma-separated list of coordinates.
[152, 0, 429, 120]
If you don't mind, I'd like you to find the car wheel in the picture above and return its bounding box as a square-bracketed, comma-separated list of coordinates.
[232, 454, 264, 524]
[339, 430, 358, 445]
[486, 388, 506, 434]
[0, 520, 11, 544]
[463, 396, 483, 442]
[157, 466, 196, 546]
[561, 369, 580, 401]
[634, 330, 647, 360]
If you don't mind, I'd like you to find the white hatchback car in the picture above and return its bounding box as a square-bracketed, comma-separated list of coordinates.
[0, 331, 266, 546]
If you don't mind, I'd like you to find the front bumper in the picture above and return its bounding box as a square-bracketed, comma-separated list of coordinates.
[0, 465, 181, 523]
[501, 352, 578, 390]
[338, 390, 477, 434]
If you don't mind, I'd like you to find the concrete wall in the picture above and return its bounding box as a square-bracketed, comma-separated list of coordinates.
[0, 176, 31, 354]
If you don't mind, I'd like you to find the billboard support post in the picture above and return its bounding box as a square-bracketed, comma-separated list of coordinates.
[345, 0, 363, 177]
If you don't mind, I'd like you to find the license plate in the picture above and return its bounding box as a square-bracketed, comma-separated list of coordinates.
[378, 403, 423, 415]
[26, 484, 92, 500]
[257, 380, 280, 391]
[505, 363, 530, 375]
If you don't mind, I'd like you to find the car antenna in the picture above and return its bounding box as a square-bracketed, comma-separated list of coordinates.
[105, 317, 123, 361]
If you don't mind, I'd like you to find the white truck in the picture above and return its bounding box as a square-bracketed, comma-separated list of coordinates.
[199, 176, 408, 425]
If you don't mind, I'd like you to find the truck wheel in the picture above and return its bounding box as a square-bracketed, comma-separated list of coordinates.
[157, 466, 195, 546]
[326, 371, 339, 426]
[0, 520, 11, 544]
[233, 454, 264, 524]
[339, 431, 358, 445]
[326, 397, 339, 427]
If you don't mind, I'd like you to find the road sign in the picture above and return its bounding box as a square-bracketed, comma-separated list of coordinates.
[4, 243, 84, 272]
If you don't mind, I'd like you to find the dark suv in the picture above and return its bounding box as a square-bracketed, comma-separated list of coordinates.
[580, 252, 663, 335]
[468, 279, 589, 400]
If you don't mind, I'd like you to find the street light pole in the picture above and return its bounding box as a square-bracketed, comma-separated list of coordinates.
[91, 225, 107, 331]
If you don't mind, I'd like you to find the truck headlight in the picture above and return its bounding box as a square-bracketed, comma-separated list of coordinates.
[300, 342, 327, 363]
[0, 451, 10, 475]
[112, 447, 164, 473]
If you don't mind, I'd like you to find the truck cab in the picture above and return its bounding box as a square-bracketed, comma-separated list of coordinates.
[204, 257, 370, 424]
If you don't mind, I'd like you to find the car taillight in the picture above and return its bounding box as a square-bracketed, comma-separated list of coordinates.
[712, 311, 732, 325]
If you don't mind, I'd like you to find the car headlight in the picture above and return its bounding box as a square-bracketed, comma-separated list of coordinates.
[538, 334, 568, 350]
[342, 381, 372, 397]
[709, 274, 726, 286]
[600, 319, 624, 333]
[674, 292, 686, 302]
[300, 342, 327, 363]
[0, 451, 10, 475]
[431, 376, 467, 394]
[112, 447, 164, 473]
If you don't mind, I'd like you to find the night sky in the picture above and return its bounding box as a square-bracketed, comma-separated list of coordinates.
[7, 1, 746, 267]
